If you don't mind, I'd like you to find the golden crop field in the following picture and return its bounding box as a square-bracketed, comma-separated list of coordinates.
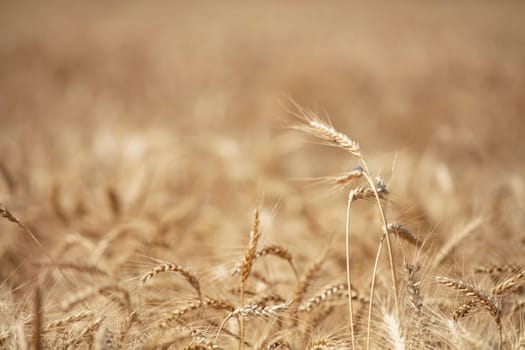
[1, 1, 525, 349]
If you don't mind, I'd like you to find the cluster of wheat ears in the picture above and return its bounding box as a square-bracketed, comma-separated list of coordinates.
[1, 109, 524, 350]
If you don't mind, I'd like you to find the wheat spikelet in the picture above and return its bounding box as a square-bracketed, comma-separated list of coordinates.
[492, 269, 525, 296]
[298, 283, 367, 313]
[453, 300, 478, 321]
[230, 299, 292, 318]
[239, 208, 261, 349]
[294, 111, 361, 157]
[44, 310, 94, 330]
[435, 276, 501, 323]
[216, 300, 292, 343]
[141, 262, 201, 298]
[404, 260, 423, 316]
[350, 178, 389, 201]
[475, 264, 522, 275]
[232, 245, 298, 279]
[159, 298, 234, 328]
[241, 209, 261, 286]
[388, 224, 422, 246]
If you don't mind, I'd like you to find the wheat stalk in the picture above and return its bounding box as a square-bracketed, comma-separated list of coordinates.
[295, 112, 399, 349]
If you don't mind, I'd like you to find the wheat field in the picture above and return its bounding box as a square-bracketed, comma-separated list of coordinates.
[1, 1, 525, 349]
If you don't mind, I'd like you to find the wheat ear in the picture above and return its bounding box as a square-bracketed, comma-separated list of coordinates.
[0, 204, 75, 288]
[232, 245, 298, 280]
[141, 262, 201, 298]
[435, 276, 501, 323]
[239, 208, 260, 350]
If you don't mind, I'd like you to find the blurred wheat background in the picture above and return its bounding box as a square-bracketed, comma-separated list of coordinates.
[1, 1, 525, 349]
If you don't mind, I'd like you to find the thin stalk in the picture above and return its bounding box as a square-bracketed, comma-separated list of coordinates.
[360, 159, 399, 350]
[240, 285, 245, 350]
[366, 233, 386, 350]
[346, 191, 356, 350]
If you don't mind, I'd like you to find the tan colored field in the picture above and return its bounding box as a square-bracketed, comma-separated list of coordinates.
[1, 1, 525, 349]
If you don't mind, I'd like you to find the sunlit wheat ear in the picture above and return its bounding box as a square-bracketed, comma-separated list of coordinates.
[293, 111, 361, 157]
[436, 276, 504, 349]
[492, 269, 525, 295]
[44, 310, 95, 330]
[435, 276, 501, 324]
[216, 300, 292, 342]
[140, 262, 201, 298]
[241, 209, 261, 286]
[298, 283, 368, 313]
[238, 208, 261, 350]
[158, 298, 234, 328]
[232, 244, 298, 280]
[352, 183, 388, 201]
[388, 224, 422, 247]
[230, 299, 292, 318]
[453, 300, 479, 321]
